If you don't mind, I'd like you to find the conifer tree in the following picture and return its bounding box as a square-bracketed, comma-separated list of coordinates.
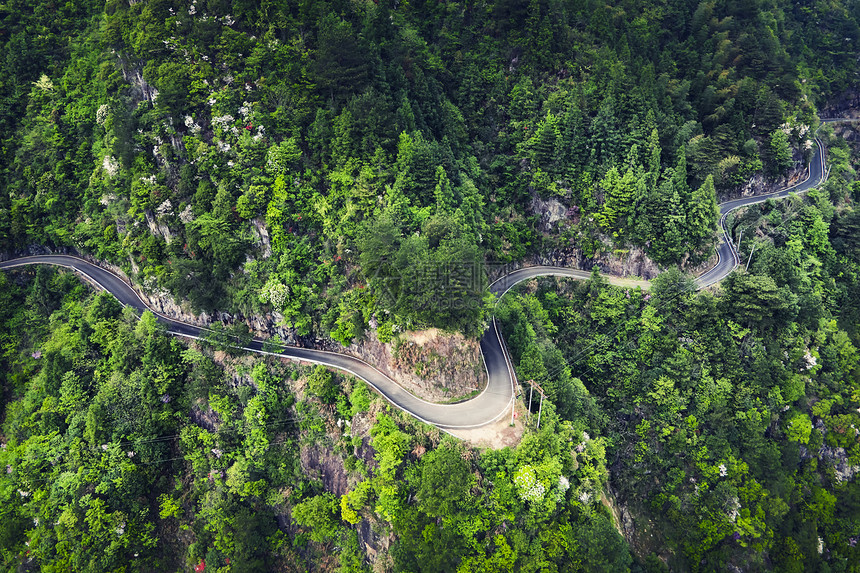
[529, 111, 561, 170]
[687, 174, 719, 250]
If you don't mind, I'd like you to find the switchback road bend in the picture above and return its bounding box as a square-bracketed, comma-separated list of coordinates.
[0, 137, 828, 430]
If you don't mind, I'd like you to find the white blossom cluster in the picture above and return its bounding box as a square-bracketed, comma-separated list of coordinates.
[780, 119, 811, 141]
[239, 102, 251, 120]
[253, 125, 265, 141]
[259, 279, 289, 309]
[212, 114, 235, 129]
[726, 496, 740, 522]
[558, 475, 570, 491]
[102, 155, 120, 177]
[184, 115, 202, 134]
[555, 475, 570, 502]
[719, 463, 728, 477]
[156, 200, 173, 217]
[514, 465, 546, 503]
[96, 104, 110, 126]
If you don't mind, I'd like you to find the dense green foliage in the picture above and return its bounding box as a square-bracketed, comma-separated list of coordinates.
[1, 0, 859, 570]
[0, 267, 635, 571]
[497, 147, 860, 570]
[0, 269, 310, 570]
[3, 0, 857, 341]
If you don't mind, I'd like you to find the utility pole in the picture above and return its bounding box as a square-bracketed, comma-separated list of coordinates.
[745, 241, 757, 271]
[528, 385, 534, 413]
[537, 393, 544, 429]
[524, 379, 548, 429]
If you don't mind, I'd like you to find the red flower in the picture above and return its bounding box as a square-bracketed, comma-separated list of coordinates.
[194, 559, 205, 572]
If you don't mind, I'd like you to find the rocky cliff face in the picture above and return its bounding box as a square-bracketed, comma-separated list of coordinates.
[345, 329, 487, 403]
[820, 88, 860, 119]
[799, 418, 860, 484]
[718, 154, 808, 204]
[536, 243, 662, 279]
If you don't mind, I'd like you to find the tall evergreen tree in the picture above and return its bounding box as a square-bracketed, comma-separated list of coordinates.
[687, 174, 719, 250]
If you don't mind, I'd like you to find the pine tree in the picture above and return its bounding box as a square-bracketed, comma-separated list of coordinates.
[529, 111, 561, 170]
[590, 95, 623, 166]
[331, 109, 356, 169]
[769, 129, 793, 175]
[596, 167, 622, 230]
[561, 98, 589, 170]
[646, 128, 662, 187]
[687, 174, 719, 250]
[434, 166, 454, 213]
[600, 166, 645, 238]
[672, 144, 690, 201]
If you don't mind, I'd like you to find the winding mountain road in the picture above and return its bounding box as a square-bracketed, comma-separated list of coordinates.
[0, 135, 830, 429]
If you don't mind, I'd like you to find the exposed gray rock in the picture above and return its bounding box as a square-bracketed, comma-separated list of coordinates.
[820, 88, 860, 119]
[144, 209, 173, 243]
[250, 217, 272, 258]
[531, 194, 568, 233]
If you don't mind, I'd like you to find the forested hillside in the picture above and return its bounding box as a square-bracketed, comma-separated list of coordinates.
[0, 267, 631, 571]
[2, 0, 860, 571]
[2, 0, 857, 341]
[496, 123, 860, 570]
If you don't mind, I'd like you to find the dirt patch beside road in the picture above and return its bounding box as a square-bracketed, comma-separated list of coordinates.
[447, 400, 526, 450]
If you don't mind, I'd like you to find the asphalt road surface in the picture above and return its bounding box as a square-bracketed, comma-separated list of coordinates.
[696, 137, 825, 287]
[0, 136, 828, 429]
